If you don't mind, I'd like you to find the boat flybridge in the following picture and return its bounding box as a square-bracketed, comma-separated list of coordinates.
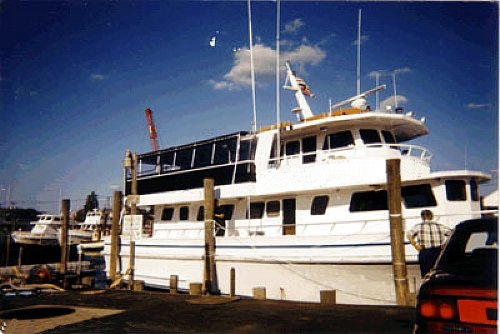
[106, 62, 491, 305]
[11, 214, 62, 246]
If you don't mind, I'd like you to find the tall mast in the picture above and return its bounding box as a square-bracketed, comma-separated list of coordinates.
[356, 9, 362, 96]
[247, 0, 257, 133]
[275, 0, 281, 166]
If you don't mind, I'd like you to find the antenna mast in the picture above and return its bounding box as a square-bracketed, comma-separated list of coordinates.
[356, 9, 362, 95]
[145, 108, 160, 151]
[275, 0, 281, 166]
[247, 0, 257, 133]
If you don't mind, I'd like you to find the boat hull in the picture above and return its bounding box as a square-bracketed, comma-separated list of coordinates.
[103, 236, 421, 305]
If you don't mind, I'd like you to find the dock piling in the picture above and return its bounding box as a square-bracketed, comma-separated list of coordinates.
[60, 199, 70, 276]
[386, 159, 411, 306]
[110, 191, 122, 282]
[203, 178, 216, 295]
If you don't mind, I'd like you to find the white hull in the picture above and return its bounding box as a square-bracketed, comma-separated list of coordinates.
[104, 234, 422, 305]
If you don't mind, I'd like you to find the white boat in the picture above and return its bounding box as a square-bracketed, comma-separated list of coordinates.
[11, 214, 62, 246]
[67, 209, 109, 246]
[103, 61, 491, 305]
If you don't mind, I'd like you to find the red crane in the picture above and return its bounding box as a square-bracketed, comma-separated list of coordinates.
[144, 108, 160, 151]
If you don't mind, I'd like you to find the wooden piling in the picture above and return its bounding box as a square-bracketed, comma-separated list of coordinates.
[320, 290, 337, 305]
[60, 199, 70, 275]
[386, 159, 411, 306]
[131, 152, 138, 216]
[128, 240, 135, 290]
[110, 191, 122, 282]
[230, 267, 235, 297]
[170, 275, 178, 294]
[203, 178, 216, 295]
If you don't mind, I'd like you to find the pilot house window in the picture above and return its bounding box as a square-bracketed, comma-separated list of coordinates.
[446, 180, 466, 201]
[161, 208, 174, 221]
[323, 131, 354, 150]
[360, 129, 381, 145]
[311, 196, 329, 215]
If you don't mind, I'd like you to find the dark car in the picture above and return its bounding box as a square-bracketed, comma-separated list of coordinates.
[414, 217, 498, 334]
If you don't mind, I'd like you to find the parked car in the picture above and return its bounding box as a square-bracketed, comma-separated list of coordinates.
[414, 217, 497, 334]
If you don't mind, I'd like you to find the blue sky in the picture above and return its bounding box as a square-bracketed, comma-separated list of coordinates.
[1, 1, 498, 213]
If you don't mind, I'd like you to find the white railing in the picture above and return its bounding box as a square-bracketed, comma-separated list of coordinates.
[268, 143, 432, 169]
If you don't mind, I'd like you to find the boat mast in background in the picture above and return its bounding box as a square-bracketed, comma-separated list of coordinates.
[247, 0, 257, 133]
[356, 9, 362, 96]
[275, 0, 281, 163]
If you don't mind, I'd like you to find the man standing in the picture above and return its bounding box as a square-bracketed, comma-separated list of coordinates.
[406, 210, 451, 277]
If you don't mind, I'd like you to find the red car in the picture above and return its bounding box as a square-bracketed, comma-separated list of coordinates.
[414, 217, 497, 334]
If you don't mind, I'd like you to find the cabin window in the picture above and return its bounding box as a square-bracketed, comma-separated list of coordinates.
[161, 151, 175, 171]
[197, 206, 204, 221]
[311, 196, 329, 215]
[323, 131, 354, 150]
[470, 180, 479, 201]
[179, 206, 189, 220]
[219, 205, 234, 220]
[382, 130, 396, 144]
[175, 149, 193, 170]
[266, 201, 280, 217]
[214, 139, 237, 165]
[446, 180, 466, 201]
[402, 184, 437, 208]
[161, 208, 174, 221]
[246, 202, 265, 219]
[350, 191, 388, 212]
[239, 138, 257, 161]
[286, 141, 300, 156]
[193, 144, 213, 168]
[360, 129, 381, 145]
[302, 136, 316, 163]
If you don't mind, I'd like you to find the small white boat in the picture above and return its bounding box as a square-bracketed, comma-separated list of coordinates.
[11, 214, 61, 246]
[67, 209, 109, 246]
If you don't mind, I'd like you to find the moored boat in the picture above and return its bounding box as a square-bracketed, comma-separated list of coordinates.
[102, 58, 491, 304]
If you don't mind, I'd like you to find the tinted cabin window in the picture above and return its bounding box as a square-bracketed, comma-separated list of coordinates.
[219, 205, 234, 220]
[382, 130, 396, 144]
[179, 206, 189, 220]
[266, 201, 280, 217]
[239, 138, 257, 161]
[350, 191, 388, 212]
[160, 151, 175, 171]
[302, 136, 316, 163]
[214, 139, 237, 165]
[402, 184, 437, 208]
[197, 206, 204, 221]
[193, 144, 212, 168]
[360, 129, 381, 145]
[311, 196, 329, 215]
[175, 149, 193, 170]
[286, 141, 300, 156]
[247, 202, 265, 219]
[161, 208, 174, 221]
[470, 180, 479, 201]
[446, 180, 466, 201]
[323, 131, 354, 150]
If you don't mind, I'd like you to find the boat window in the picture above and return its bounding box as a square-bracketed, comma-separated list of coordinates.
[175, 149, 193, 170]
[219, 205, 234, 220]
[160, 151, 175, 171]
[360, 129, 381, 145]
[197, 206, 204, 221]
[323, 131, 354, 150]
[446, 180, 467, 201]
[402, 184, 437, 208]
[286, 141, 300, 156]
[179, 206, 189, 220]
[246, 202, 265, 219]
[193, 144, 213, 168]
[470, 180, 479, 202]
[382, 130, 396, 144]
[214, 139, 237, 165]
[54, 217, 61, 221]
[239, 138, 257, 161]
[302, 136, 316, 163]
[266, 201, 280, 217]
[161, 208, 174, 221]
[350, 191, 388, 212]
[311, 196, 329, 215]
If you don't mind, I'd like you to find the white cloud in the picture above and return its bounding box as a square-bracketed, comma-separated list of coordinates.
[211, 43, 326, 90]
[380, 95, 408, 112]
[466, 103, 491, 110]
[90, 73, 106, 81]
[283, 18, 304, 34]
